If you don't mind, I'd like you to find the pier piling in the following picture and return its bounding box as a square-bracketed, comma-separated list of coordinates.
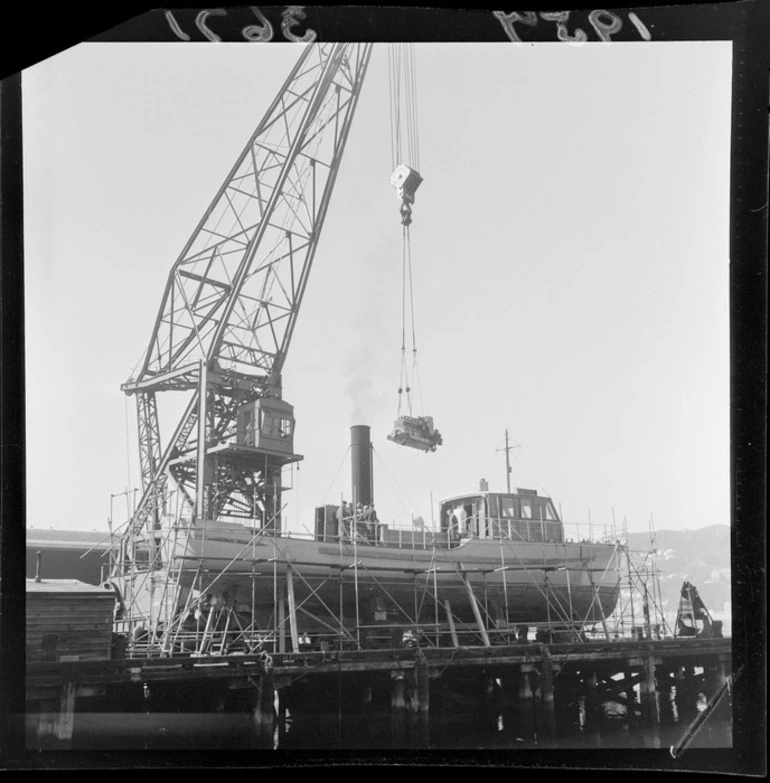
[34, 681, 76, 750]
[584, 670, 600, 727]
[416, 662, 430, 744]
[540, 653, 556, 737]
[638, 655, 661, 726]
[624, 668, 637, 721]
[518, 665, 535, 734]
[251, 672, 275, 748]
[391, 671, 408, 746]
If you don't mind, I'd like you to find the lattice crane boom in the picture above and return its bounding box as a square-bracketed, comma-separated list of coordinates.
[126, 43, 371, 393]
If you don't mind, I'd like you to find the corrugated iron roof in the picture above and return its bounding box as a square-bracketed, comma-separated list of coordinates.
[26, 528, 114, 549]
[26, 578, 115, 594]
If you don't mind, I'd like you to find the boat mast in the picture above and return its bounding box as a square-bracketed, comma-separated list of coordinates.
[505, 430, 511, 493]
[498, 430, 520, 493]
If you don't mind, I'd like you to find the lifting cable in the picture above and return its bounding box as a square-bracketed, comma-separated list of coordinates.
[398, 224, 425, 418]
[389, 44, 423, 419]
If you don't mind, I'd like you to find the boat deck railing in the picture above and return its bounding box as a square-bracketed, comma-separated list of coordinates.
[370, 518, 612, 549]
[329, 521, 457, 550]
[308, 517, 613, 550]
[171, 516, 617, 550]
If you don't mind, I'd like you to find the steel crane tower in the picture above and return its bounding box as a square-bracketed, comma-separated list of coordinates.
[116, 44, 372, 585]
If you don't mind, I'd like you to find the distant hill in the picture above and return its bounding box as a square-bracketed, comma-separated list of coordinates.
[626, 524, 731, 619]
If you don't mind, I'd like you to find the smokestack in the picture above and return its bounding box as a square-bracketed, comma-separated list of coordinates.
[350, 425, 374, 507]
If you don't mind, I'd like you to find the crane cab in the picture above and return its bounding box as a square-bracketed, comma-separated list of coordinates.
[236, 398, 297, 456]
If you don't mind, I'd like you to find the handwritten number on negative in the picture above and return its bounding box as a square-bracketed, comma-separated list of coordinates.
[281, 5, 317, 43]
[588, 10, 623, 42]
[164, 6, 316, 43]
[494, 9, 649, 43]
[164, 10, 191, 41]
[196, 9, 228, 43]
[540, 11, 588, 43]
[492, 11, 538, 44]
[242, 6, 274, 42]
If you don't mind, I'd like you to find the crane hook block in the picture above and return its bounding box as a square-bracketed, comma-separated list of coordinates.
[387, 415, 443, 453]
[390, 163, 422, 196]
[390, 164, 423, 204]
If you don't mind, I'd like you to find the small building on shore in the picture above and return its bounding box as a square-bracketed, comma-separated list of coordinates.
[26, 579, 116, 662]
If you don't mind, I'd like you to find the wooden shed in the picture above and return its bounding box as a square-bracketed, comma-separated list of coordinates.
[26, 579, 116, 663]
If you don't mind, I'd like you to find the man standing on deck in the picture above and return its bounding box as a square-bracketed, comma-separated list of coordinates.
[364, 504, 378, 542]
[446, 506, 458, 538]
[337, 501, 352, 539]
[454, 504, 468, 537]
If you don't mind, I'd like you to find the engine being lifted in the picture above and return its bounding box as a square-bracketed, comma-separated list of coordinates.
[387, 415, 443, 452]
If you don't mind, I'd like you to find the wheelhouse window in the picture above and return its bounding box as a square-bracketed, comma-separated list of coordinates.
[520, 498, 532, 519]
[500, 496, 516, 518]
[531, 498, 558, 521]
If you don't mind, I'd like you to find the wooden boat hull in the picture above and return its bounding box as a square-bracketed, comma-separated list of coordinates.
[146, 521, 621, 631]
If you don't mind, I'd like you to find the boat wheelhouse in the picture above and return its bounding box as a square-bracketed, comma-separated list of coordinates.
[439, 487, 564, 544]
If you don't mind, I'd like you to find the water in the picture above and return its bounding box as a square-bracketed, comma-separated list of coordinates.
[271, 684, 732, 751]
[32, 675, 731, 752]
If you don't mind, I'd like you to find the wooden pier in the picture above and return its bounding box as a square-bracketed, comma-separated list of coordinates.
[25, 636, 731, 749]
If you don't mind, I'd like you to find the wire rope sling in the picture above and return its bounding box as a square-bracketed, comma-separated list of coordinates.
[385, 44, 443, 454]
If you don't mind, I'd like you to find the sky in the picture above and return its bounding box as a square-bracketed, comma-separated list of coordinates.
[22, 41, 732, 538]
